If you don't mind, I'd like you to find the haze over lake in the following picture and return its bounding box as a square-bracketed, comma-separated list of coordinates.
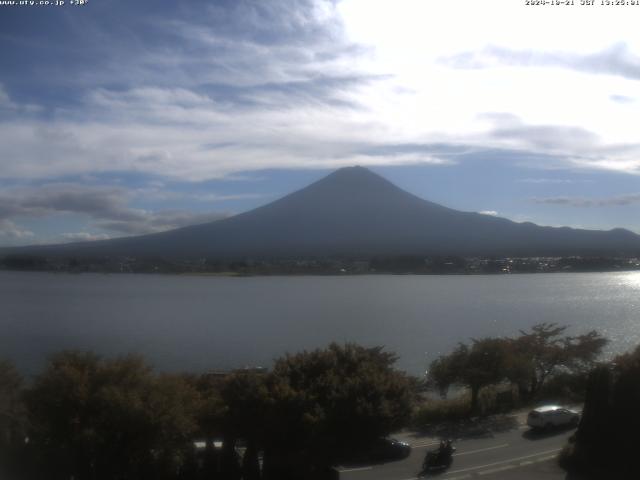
[3, 271, 639, 376]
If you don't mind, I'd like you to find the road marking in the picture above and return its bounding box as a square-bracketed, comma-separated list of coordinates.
[444, 447, 562, 476]
[411, 441, 439, 449]
[338, 466, 373, 473]
[533, 454, 558, 463]
[478, 464, 514, 475]
[394, 455, 557, 480]
[453, 443, 509, 457]
[399, 474, 473, 480]
[478, 454, 558, 476]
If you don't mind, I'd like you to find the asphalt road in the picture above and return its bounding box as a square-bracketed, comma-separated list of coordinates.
[338, 414, 574, 480]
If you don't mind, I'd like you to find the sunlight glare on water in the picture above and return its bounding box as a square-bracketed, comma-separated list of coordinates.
[618, 271, 640, 290]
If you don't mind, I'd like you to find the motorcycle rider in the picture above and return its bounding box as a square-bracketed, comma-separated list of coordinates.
[442, 439, 453, 458]
[437, 439, 452, 461]
[423, 439, 453, 471]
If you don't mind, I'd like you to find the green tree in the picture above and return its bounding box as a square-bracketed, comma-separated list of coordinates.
[0, 359, 26, 478]
[24, 351, 102, 479]
[427, 354, 459, 398]
[429, 339, 510, 413]
[429, 324, 609, 409]
[220, 372, 270, 480]
[25, 351, 200, 480]
[464, 338, 510, 412]
[265, 343, 415, 477]
[187, 372, 226, 479]
[564, 345, 640, 478]
[508, 323, 607, 399]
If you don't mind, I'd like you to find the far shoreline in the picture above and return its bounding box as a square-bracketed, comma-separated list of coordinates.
[2, 266, 640, 277]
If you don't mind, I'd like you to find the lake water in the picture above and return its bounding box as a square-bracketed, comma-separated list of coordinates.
[2, 271, 640, 376]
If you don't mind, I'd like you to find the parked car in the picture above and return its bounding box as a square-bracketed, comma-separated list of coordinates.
[367, 437, 412, 461]
[527, 405, 580, 430]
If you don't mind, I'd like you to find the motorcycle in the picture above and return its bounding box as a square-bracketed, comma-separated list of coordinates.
[419, 441, 455, 476]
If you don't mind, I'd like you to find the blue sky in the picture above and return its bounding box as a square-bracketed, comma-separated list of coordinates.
[1, 0, 640, 245]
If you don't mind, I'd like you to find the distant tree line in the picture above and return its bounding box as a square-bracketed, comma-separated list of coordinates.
[0, 343, 415, 480]
[427, 323, 608, 412]
[3, 253, 639, 275]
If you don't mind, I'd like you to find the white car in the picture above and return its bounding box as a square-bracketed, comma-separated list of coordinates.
[526, 405, 580, 430]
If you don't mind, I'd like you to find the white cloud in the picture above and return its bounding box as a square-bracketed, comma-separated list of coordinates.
[533, 193, 640, 208]
[478, 210, 498, 216]
[0, 184, 230, 237]
[336, 0, 640, 173]
[0, 83, 456, 181]
[193, 193, 268, 202]
[517, 178, 592, 185]
[1, 0, 640, 185]
[610, 94, 635, 104]
[0, 84, 41, 113]
[0, 86, 16, 109]
[0, 220, 34, 240]
[441, 44, 640, 81]
[60, 232, 112, 242]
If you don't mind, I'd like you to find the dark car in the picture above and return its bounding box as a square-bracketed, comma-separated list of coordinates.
[367, 437, 412, 462]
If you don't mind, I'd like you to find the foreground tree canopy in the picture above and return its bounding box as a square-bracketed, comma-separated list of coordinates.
[0, 359, 25, 475]
[23, 352, 201, 480]
[562, 345, 640, 478]
[268, 344, 415, 469]
[428, 323, 608, 411]
[1, 343, 415, 480]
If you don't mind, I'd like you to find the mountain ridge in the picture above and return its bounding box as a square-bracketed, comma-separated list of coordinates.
[2, 166, 640, 259]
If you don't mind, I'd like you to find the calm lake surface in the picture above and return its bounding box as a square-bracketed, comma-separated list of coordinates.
[2, 271, 640, 376]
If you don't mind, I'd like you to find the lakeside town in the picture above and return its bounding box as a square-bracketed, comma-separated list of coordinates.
[3, 254, 640, 275]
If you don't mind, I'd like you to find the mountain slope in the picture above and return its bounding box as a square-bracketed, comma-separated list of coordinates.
[4, 166, 640, 258]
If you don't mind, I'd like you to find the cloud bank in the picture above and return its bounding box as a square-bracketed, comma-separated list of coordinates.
[2, 0, 640, 244]
[534, 193, 640, 208]
[0, 184, 229, 242]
